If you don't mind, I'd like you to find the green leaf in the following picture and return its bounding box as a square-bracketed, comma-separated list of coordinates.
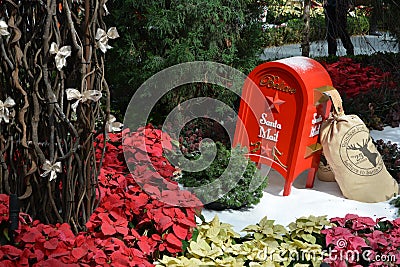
[191, 228, 200, 242]
[3, 228, 9, 241]
[242, 224, 260, 232]
[254, 232, 264, 240]
[301, 234, 317, 244]
[181, 240, 190, 253]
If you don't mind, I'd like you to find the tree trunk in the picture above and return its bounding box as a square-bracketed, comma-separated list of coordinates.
[302, 0, 311, 57]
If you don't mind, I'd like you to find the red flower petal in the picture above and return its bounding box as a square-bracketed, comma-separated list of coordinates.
[43, 238, 58, 250]
[165, 233, 182, 248]
[101, 223, 116, 236]
[173, 224, 188, 240]
[71, 247, 87, 260]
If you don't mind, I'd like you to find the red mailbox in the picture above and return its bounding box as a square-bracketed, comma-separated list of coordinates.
[233, 56, 333, 196]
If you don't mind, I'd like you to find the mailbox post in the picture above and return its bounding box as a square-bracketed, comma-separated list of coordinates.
[233, 56, 333, 196]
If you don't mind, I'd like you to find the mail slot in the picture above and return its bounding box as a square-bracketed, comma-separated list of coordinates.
[233, 56, 333, 196]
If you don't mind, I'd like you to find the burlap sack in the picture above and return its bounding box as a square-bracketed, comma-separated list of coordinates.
[317, 154, 336, 182]
[320, 89, 398, 203]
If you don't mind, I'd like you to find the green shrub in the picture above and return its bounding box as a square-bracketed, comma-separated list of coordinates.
[263, 25, 288, 47]
[179, 142, 268, 210]
[348, 14, 370, 35]
[106, 0, 265, 123]
[263, 0, 303, 25]
[309, 15, 326, 42]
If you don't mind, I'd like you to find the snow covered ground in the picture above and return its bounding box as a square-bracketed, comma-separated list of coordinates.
[201, 127, 400, 233]
[370, 126, 400, 145]
[261, 33, 399, 60]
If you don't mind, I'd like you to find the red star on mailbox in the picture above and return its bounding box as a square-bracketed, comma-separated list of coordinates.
[260, 145, 272, 156]
[266, 92, 285, 113]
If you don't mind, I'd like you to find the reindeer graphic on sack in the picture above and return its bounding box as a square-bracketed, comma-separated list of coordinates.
[348, 137, 379, 168]
[320, 89, 398, 203]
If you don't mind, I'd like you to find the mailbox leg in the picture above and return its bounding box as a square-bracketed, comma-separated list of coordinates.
[283, 180, 292, 196]
[306, 168, 316, 188]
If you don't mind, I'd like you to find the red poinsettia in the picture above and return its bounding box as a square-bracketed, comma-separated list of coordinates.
[0, 125, 202, 266]
[322, 57, 397, 97]
[322, 214, 400, 267]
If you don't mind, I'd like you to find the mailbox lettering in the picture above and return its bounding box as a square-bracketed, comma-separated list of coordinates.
[259, 74, 296, 94]
[311, 113, 322, 124]
[309, 124, 321, 138]
[309, 113, 322, 137]
[258, 126, 279, 142]
[259, 113, 282, 129]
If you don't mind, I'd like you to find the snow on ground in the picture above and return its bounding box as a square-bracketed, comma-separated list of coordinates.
[261, 33, 399, 60]
[371, 126, 400, 144]
[201, 127, 400, 233]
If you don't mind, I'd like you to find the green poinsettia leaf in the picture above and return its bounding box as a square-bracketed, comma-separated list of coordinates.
[207, 226, 220, 239]
[261, 225, 273, 233]
[242, 224, 260, 232]
[259, 216, 275, 229]
[273, 224, 288, 235]
[188, 238, 211, 257]
[182, 239, 190, 253]
[210, 215, 220, 227]
[301, 233, 317, 244]
[208, 243, 224, 259]
[263, 239, 280, 250]
[191, 228, 200, 242]
[292, 239, 308, 249]
[254, 232, 264, 240]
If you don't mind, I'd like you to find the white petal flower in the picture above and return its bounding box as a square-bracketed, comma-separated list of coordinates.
[107, 115, 123, 132]
[40, 160, 62, 182]
[0, 20, 10, 36]
[0, 97, 16, 123]
[95, 27, 119, 53]
[50, 42, 72, 70]
[66, 88, 102, 112]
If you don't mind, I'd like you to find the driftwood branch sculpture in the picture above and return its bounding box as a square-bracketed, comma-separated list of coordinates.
[0, 0, 115, 231]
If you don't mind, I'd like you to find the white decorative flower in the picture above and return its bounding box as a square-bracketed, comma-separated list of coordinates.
[40, 160, 62, 182]
[49, 42, 72, 71]
[95, 27, 119, 53]
[0, 20, 10, 36]
[0, 97, 15, 123]
[66, 88, 102, 112]
[107, 115, 123, 132]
